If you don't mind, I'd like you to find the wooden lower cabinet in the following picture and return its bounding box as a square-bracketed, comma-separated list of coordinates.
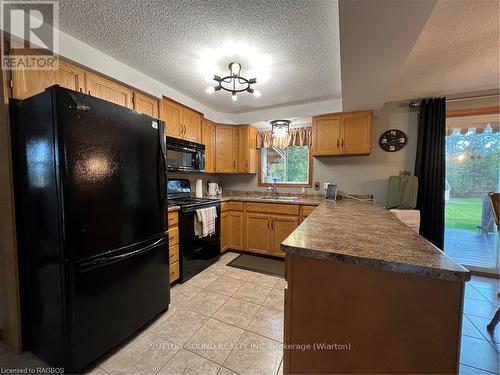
[228, 211, 244, 250]
[221, 211, 230, 252]
[300, 205, 317, 222]
[167, 211, 179, 283]
[271, 216, 299, 255]
[284, 254, 464, 374]
[245, 212, 272, 253]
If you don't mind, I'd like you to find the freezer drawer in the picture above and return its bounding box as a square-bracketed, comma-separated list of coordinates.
[65, 237, 169, 372]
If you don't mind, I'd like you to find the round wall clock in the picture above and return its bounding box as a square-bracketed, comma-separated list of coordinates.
[379, 129, 408, 152]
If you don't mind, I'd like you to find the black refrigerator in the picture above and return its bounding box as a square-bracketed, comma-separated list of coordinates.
[10, 85, 169, 372]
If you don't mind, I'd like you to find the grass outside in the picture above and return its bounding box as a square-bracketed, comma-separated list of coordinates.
[445, 198, 482, 231]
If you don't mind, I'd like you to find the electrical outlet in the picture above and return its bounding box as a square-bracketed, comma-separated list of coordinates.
[314, 182, 320, 191]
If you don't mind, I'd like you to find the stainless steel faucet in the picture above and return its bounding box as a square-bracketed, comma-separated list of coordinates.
[267, 178, 278, 198]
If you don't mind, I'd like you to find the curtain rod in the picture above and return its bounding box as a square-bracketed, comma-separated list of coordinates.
[408, 93, 499, 108]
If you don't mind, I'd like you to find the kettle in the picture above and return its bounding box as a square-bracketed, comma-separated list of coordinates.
[207, 182, 220, 197]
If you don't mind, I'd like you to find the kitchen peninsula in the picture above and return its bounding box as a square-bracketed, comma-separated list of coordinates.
[280, 200, 470, 374]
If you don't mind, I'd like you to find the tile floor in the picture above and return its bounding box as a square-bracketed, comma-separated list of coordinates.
[0, 252, 498, 375]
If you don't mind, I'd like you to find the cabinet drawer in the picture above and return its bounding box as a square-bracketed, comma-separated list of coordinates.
[169, 243, 179, 264]
[169, 261, 179, 283]
[302, 205, 317, 218]
[168, 211, 178, 228]
[246, 202, 300, 216]
[168, 227, 179, 246]
[222, 201, 244, 212]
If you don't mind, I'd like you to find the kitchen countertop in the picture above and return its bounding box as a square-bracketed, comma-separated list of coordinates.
[279, 200, 470, 282]
[219, 195, 324, 205]
[167, 205, 180, 212]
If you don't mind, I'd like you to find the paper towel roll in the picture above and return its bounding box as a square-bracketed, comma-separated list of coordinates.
[195, 179, 203, 198]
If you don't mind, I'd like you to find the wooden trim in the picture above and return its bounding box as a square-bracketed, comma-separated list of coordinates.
[257, 147, 313, 188]
[446, 106, 500, 118]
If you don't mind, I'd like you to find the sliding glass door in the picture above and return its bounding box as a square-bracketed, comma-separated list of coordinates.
[444, 111, 499, 274]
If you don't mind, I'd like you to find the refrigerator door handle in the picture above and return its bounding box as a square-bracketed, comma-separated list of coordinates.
[79, 238, 165, 273]
[158, 121, 167, 218]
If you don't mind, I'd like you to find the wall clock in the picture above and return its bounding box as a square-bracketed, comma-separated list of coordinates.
[379, 129, 408, 152]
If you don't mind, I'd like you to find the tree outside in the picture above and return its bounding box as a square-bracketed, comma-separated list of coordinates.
[264, 146, 309, 183]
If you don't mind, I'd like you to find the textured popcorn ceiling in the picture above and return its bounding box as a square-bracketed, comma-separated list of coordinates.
[58, 0, 341, 113]
[389, 0, 500, 100]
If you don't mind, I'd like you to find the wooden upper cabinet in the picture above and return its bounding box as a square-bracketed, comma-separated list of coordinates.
[202, 119, 216, 173]
[182, 108, 202, 143]
[85, 72, 133, 108]
[312, 110, 372, 156]
[237, 125, 257, 173]
[159, 98, 201, 142]
[11, 57, 86, 99]
[215, 125, 238, 173]
[133, 92, 158, 118]
[341, 111, 373, 155]
[159, 99, 182, 138]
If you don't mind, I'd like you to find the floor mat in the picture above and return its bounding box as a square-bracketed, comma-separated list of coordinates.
[227, 253, 284, 277]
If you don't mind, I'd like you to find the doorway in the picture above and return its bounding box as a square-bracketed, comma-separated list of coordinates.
[444, 108, 499, 274]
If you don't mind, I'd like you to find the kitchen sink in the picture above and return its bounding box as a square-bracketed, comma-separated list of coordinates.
[259, 196, 299, 201]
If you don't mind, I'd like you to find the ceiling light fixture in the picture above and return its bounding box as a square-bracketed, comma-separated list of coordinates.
[205, 62, 260, 101]
[271, 120, 291, 137]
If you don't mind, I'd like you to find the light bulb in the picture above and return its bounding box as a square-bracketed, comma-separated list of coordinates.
[230, 62, 241, 77]
[205, 86, 215, 94]
[232, 93, 238, 102]
[253, 89, 261, 98]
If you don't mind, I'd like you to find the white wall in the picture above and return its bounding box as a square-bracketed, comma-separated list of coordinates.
[218, 100, 419, 204]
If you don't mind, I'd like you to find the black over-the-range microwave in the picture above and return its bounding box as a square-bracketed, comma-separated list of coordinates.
[166, 136, 205, 173]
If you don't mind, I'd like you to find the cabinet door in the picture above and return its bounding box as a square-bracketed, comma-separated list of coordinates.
[229, 211, 244, 250]
[215, 125, 238, 173]
[245, 213, 271, 253]
[221, 212, 229, 252]
[341, 112, 372, 155]
[85, 72, 133, 108]
[134, 92, 158, 118]
[238, 125, 257, 173]
[272, 215, 299, 255]
[11, 57, 85, 99]
[202, 119, 216, 173]
[159, 99, 182, 138]
[181, 108, 202, 142]
[312, 116, 342, 156]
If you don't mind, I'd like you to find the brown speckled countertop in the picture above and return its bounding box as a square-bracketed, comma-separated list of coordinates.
[167, 205, 180, 212]
[279, 200, 470, 282]
[219, 195, 324, 206]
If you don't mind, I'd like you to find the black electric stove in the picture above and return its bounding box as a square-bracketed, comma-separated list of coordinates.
[167, 179, 221, 282]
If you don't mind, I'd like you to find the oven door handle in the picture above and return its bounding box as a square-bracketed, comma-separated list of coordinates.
[181, 203, 220, 213]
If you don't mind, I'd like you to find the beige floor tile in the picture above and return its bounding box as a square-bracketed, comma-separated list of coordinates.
[247, 306, 284, 342]
[149, 308, 209, 345]
[206, 263, 229, 276]
[219, 252, 239, 264]
[206, 276, 244, 296]
[233, 282, 272, 305]
[247, 273, 279, 288]
[274, 278, 287, 290]
[223, 331, 282, 375]
[217, 367, 239, 375]
[158, 349, 220, 375]
[171, 283, 203, 299]
[213, 298, 260, 329]
[102, 332, 179, 374]
[85, 366, 109, 374]
[185, 319, 244, 365]
[263, 289, 284, 312]
[223, 267, 254, 281]
[186, 271, 221, 289]
[183, 290, 230, 316]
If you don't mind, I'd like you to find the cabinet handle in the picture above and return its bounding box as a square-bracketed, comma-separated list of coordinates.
[341, 138, 344, 147]
[268, 219, 270, 230]
[336, 139, 340, 148]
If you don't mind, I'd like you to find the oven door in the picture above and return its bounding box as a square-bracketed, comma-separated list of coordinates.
[166, 141, 204, 172]
[178, 204, 220, 282]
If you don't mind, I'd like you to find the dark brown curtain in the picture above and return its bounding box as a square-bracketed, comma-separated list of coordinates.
[414, 98, 446, 249]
